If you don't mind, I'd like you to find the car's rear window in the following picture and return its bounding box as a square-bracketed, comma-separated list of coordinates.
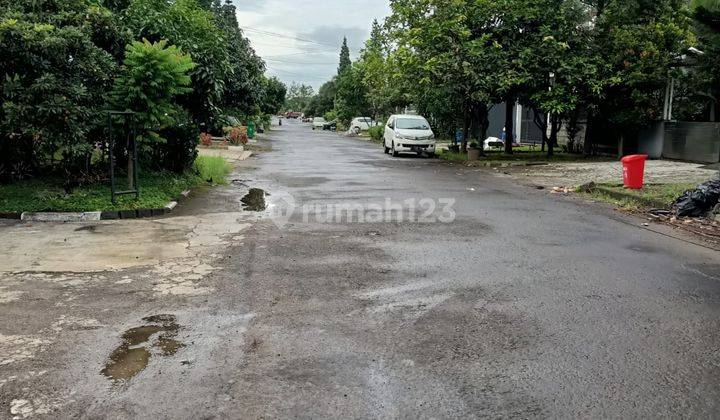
[396, 118, 429, 130]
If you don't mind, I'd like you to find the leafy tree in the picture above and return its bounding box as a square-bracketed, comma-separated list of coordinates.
[690, 0, 720, 121]
[0, 0, 116, 181]
[260, 76, 287, 115]
[522, 0, 599, 156]
[123, 0, 231, 129]
[590, 0, 693, 153]
[211, 0, 266, 120]
[285, 83, 315, 112]
[335, 63, 369, 124]
[112, 39, 196, 138]
[304, 79, 337, 116]
[387, 0, 502, 151]
[111, 39, 195, 182]
[356, 20, 393, 121]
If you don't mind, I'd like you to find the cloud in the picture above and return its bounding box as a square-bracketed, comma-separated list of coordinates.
[235, 0, 390, 88]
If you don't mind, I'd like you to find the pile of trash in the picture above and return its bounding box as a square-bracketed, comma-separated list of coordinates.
[672, 179, 720, 218]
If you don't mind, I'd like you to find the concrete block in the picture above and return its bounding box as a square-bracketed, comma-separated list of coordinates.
[21, 212, 101, 222]
[137, 209, 153, 219]
[119, 210, 137, 219]
[101, 211, 120, 220]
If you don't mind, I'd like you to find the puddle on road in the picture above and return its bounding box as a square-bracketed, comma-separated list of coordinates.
[241, 188, 267, 212]
[101, 314, 184, 381]
[74, 225, 97, 232]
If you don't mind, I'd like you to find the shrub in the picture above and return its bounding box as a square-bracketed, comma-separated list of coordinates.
[0, 13, 116, 181]
[195, 156, 231, 184]
[200, 132, 213, 147]
[225, 126, 248, 145]
[111, 39, 196, 143]
[368, 126, 384, 141]
[155, 120, 199, 173]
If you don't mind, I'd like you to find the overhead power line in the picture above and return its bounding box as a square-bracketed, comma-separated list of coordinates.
[240, 26, 361, 51]
[265, 57, 338, 65]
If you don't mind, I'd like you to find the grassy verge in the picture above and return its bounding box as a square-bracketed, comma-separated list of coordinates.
[437, 148, 609, 164]
[577, 182, 693, 211]
[195, 155, 232, 185]
[0, 155, 231, 213]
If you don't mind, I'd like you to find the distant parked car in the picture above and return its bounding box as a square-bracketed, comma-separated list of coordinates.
[484, 137, 505, 151]
[323, 120, 337, 131]
[312, 117, 326, 130]
[383, 114, 435, 157]
[350, 117, 377, 134]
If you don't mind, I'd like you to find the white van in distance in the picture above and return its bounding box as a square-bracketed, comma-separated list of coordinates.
[383, 115, 436, 157]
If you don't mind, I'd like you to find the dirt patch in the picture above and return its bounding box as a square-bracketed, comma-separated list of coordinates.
[500, 160, 717, 188]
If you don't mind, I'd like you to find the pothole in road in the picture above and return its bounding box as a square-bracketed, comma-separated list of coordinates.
[241, 188, 268, 212]
[101, 314, 184, 381]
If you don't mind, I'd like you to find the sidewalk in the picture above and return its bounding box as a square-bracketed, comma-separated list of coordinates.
[499, 159, 717, 188]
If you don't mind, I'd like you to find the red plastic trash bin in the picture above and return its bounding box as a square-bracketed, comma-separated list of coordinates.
[621, 154, 648, 189]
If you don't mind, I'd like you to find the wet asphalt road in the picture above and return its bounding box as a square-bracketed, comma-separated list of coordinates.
[3, 119, 720, 418]
[182, 120, 720, 418]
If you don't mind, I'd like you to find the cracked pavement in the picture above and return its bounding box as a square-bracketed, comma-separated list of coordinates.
[1, 120, 720, 418]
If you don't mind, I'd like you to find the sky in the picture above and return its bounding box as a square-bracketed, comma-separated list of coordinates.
[234, 0, 391, 91]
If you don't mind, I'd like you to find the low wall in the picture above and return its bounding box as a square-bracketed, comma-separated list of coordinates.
[663, 122, 720, 163]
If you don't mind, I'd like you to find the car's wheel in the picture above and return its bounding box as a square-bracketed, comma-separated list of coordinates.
[384, 145, 390, 154]
[391, 142, 399, 157]
[426, 152, 436, 159]
[353, 126, 361, 135]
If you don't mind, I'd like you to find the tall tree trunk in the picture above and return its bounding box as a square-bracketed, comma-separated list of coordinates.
[461, 104, 470, 153]
[548, 114, 560, 157]
[532, 109, 549, 153]
[126, 132, 134, 190]
[478, 103, 489, 156]
[504, 98, 514, 155]
[584, 113, 595, 156]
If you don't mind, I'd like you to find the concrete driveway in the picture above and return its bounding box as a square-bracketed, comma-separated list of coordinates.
[1, 120, 719, 418]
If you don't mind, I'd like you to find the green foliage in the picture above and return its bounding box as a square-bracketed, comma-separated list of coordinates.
[323, 110, 338, 122]
[368, 125, 384, 142]
[194, 155, 231, 184]
[338, 37, 352, 75]
[260, 77, 287, 115]
[156, 119, 200, 173]
[112, 39, 196, 138]
[304, 79, 337, 116]
[690, 0, 720, 121]
[211, 0, 267, 120]
[593, 0, 694, 128]
[0, 169, 204, 212]
[335, 63, 369, 124]
[285, 83, 314, 112]
[123, 0, 231, 128]
[0, 1, 116, 181]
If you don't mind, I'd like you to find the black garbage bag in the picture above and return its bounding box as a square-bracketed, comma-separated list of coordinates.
[673, 179, 720, 217]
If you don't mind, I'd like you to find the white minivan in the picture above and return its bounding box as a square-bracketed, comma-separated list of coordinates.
[350, 117, 377, 134]
[383, 115, 436, 157]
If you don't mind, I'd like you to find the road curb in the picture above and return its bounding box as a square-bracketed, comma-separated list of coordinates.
[21, 212, 102, 222]
[593, 185, 668, 208]
[3, 192, 189, 222]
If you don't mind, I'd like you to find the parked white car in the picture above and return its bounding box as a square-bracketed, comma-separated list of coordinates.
[312, 117, 326, 130]
[383, 115, 435, 157]
[484, 137, 505, 151]
[350, 117, 377, 134]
